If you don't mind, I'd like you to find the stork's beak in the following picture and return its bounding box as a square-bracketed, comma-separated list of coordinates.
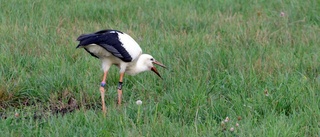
[151, 61, 166, 79]
[153, 61, 167, 68]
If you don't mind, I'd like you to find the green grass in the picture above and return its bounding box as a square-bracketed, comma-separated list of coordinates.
[1, 0, 320, 136]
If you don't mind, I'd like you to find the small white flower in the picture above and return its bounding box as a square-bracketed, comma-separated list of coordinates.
[224, 116, 229, 122]
[221, 121, 225, 127]
[236, 123, 239, 127]
[280, 12, 285, 17]
[15, 112, 19, 117]
[230, 127, 235, 132]
[136, 100, 142, 105]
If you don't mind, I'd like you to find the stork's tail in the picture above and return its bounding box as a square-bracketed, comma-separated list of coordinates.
[76, 33, 99, 48]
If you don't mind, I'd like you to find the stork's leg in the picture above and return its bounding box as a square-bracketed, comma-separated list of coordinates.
[117, 73, 124, 105]
[100, 71, 108, 114]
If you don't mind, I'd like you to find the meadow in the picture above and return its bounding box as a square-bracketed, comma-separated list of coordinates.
[0, 0, 319, 136]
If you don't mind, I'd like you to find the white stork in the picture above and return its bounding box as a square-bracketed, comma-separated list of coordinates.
[76, 29, 166, 113]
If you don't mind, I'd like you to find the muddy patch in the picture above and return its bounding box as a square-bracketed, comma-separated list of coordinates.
[0, 90, 100, 120]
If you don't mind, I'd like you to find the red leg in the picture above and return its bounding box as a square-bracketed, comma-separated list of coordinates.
[117, 73, 124, 105]
[100, 71, 108, 114]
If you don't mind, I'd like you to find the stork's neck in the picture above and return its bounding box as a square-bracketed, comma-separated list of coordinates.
[125, 55, 149, 75]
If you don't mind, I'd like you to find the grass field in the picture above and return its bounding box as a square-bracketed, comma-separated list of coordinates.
[1, 0, 320, 136]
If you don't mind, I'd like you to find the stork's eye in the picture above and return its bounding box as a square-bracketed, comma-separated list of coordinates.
[150, 58, 154, 61]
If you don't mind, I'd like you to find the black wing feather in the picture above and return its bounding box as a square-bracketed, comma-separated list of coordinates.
[76, 30, 132, 62]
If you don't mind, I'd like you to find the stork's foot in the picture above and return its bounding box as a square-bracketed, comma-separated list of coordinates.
[100, 87, 106, 115]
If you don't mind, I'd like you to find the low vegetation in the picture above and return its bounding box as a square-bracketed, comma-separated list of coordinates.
[0, 0, 319, 136]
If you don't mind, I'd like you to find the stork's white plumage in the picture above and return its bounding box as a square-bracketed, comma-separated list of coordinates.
[76, 29, 166, 114]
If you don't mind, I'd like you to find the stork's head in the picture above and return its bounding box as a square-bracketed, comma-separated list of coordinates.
[139, 54, 166, 78]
